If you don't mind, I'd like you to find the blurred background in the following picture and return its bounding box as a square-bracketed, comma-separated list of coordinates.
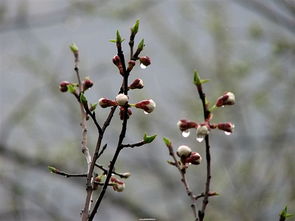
[0, 0, 295, 220]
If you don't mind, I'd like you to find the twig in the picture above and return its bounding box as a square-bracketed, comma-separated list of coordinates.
[50, 169, 87, 178]
[95, 164, 129, 179]
[195, 83, 211, 221]
[121, 141, 145, 148]
[166, 143, 198, 221]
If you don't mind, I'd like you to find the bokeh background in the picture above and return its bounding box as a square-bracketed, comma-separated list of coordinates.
[1, 0, 295, 220]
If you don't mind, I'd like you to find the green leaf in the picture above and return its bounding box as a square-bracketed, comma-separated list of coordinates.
[200, 79, 210, 84]
[131, 20, 140, 35]
[143, 133, 157, 144]
[80, 93, 87, 104]
[109, 39, 117, 43]
[193, 70, 201, 85]
[116, 30, 125, 43]
[48, 166, 57, 173]
[90, 103, 97, 112]
[67, 84, 76, 93]
[69, 43, 79, 53]
[280, 206, 293, 219]
[163, 137, 172, 147]
[137, 39, 145, 50]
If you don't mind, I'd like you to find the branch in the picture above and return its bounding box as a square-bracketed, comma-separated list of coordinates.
[195, 83, 211, 221]
[48, 167, 87, 178]
[121, 141, 145, 148]
[165, 142, 198, 221]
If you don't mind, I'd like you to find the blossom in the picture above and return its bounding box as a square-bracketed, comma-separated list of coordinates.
[216, 92, 235, 107]
[135, 99, 156, 113]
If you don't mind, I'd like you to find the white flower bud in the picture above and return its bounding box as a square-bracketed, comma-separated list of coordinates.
[113, 183, 125, 192]
[196, 125, 210, 137]
[177, 145, 192, 158]
[115, 94, 129, 106]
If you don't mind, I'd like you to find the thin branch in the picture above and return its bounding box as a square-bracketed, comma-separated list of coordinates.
[195, 83, 211, 221]
[50, 169, 87, 178]
[95, 163, 129, 179]
[121, 141, 145, 148]
[166, 143, 198, 221]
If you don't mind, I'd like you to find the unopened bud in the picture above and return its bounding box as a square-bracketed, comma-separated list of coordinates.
[127, 60, 136, 72]
[119, 107, 132, 120]
[129, 78, 144, 89]
[185, 152, 202, 165]
[82, 78, 93, 91]
[135, 99, 156, 113]
[112, 55, 121, 66]
[216, 92, 235, 107]
[177, 145, 192, 158]
[217, 122, 235, 133]
[115, 94, 129, 106]
[113, 182, 125, 192]
[177, 120, 198, 131]
[139, 56, 151, 67]
[59, 81, 70, 92]
[98, 98, 117, 108]
[196, 124, 210, 142]
[121, 172, 131, 179]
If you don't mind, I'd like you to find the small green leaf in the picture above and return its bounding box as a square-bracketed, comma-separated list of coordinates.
[80, 93, 87, 104]
[90, 103, 97, 112]
[193, 70, 201, 85]
[137, 39, 145, 50]
[163, 137, 172, 147]
[131, 20, 140, 35]
[69, 43, 79, 53]
[280, 206, 293, 219]
[109, 39, 117, 43]
[200, 79, 210, 84]
[143, 133, 157, 144]
[67, 84, 76, 93]
[115, 30, 125, 43]
[48, 166, 57, 173]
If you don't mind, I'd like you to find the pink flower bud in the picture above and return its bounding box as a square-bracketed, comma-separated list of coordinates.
[139, 56, 151, 67]
[59, 81, 70, 92]
[177, 120, 198, 131]
[196, 124, 210, 142]
[135, 99, 156, 113]
[216, 92, 235, 107]
[129, 78, 144, 89]
[112, 55, 121, 66]
[82, 78, 93, 91]
[185, 152, 202, 165]
[217, 122, 235, 133]
[98, 98, 117, 108]
[115, 94, 129, 106]
[119, 107, 132, 120]
[177, 145, 192, 158]
[127, 60, 136, 72]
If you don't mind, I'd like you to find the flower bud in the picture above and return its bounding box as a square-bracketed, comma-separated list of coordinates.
[121, 172, 131, 179]
[98, 98, 117, 108]
[110, 176, 125, 192]
[129, 78, 144, 89]
[185, 152, 202, 165]
[177, 145, 192, 158]
[115, 94, 129, 106]
[113, 182, 125, 192]
[127, 60, 136, 72]
[216, 92, 235, 107]
[112, 55, 121, 66]
[82, 78, 93, 91]
[196, 124, 210, 142]
[135, 99, 156, 113]
[139, 56, 151, 67]
[119, 107, 132, 120]
[217, 122, 235, 133]
[177, 120, 198, 131]
[59, 81, 70, 92]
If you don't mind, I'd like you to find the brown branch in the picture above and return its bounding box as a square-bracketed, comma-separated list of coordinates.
[195, 83, 211, 221]
[95, 164, 129, 179]
[166, 142, 198, 221]
[50, 169, 87, 178]
[121, 141, 145, 148]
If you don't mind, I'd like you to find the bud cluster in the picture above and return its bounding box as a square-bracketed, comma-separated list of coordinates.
[177, 92, 236, 142]
[176, 145, 202, 166]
